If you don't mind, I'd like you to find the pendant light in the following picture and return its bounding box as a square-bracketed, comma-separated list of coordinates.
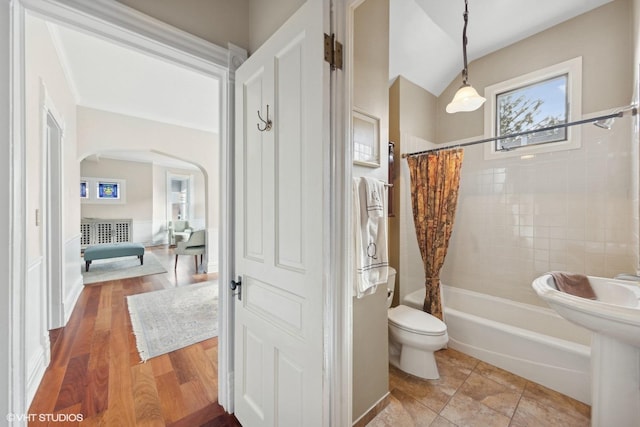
[446, 0, 486, 114]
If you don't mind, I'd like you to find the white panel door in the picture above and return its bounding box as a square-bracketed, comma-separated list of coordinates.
[233, 1, 328, 426]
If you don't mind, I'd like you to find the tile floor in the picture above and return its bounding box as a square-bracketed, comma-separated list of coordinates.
[368, 348, 590, 427]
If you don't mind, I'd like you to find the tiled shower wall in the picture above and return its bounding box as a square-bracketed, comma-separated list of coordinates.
[427, 112, 638, 307]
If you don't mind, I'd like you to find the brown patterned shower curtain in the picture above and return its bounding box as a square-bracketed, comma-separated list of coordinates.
[407, 149, 464, 320]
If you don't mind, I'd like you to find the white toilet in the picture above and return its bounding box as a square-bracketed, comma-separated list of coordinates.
[386, 267, 449, 379]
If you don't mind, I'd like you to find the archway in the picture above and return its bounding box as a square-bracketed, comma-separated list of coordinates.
[78, 150, 215, 273]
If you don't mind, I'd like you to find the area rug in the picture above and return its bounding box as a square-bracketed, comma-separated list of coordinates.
[127, 281, 218, 361]
[82, 252, 167, 285]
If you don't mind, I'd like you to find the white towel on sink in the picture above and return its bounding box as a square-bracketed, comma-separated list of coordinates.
[353, 177, 388, 298]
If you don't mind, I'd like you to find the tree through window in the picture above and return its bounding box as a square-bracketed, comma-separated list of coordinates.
[483, 57, 582, 160]
[496, 74, 568, 151]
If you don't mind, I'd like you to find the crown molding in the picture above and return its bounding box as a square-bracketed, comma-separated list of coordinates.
[22, 0, 230, 75]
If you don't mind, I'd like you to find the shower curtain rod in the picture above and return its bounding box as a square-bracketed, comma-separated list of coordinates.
[401, 107, 638, 158]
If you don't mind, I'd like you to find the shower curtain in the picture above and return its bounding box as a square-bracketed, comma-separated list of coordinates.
[407, 148, 464, 320]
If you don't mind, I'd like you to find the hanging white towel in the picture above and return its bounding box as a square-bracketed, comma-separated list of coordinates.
[353, 177, 389, 298]
[364, 177, 384, 218]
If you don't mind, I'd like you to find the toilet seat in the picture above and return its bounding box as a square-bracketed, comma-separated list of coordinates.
[388, 305, 447, 336]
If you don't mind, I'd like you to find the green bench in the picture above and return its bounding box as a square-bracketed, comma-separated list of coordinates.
[84, 242, 145, 272]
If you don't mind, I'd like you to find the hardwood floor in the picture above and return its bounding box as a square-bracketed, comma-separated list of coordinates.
[29, 246, 241, 426]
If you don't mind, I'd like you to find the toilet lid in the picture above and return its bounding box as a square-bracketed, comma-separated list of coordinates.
[388, 305, 447, 336]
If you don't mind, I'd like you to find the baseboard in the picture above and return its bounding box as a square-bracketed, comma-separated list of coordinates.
[25, 258, 49, 407]
[352, 392, 391, 427]
[64, 235, 83, 325]
[26, 346, 47, 406]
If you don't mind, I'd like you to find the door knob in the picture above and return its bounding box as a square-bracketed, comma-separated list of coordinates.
[230, 276, 242, 300]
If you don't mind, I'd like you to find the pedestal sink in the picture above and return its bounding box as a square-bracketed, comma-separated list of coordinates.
[532, 274, 640, 427]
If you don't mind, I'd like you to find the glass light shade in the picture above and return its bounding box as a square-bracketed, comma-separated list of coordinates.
[446, 84, 486, 113]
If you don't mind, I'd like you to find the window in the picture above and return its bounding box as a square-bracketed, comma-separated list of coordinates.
[484, 57, 582, 159]
[496, 75, 568, 150]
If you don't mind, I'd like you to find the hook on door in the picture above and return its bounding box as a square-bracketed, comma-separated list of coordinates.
[257, 105, 273, 132]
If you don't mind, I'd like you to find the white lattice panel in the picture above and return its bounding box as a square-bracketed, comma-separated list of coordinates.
[95, 223, 112, 244]
[81, 219, 133, 248]
[80, 223, 91, 246]
[113, 222, 130, 242]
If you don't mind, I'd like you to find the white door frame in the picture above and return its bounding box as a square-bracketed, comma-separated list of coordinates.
[219, 42, 247, 413]
[5, 1, 28, 421]
[327, 0, 354, 425]
[6, 0, 236, 419]
[330, 1, 381, 423]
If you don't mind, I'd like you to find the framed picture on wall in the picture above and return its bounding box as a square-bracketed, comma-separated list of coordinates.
[97, 181, 120, 200]
[353, 109, 380, 167]
[82, 177, 126, 204]
[80, 180, 88, 199]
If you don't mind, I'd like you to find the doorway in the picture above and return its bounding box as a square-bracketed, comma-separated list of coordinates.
[168, 173, 193, 223]
[11, 0, 236, 417]
[43, 99, 64, 331]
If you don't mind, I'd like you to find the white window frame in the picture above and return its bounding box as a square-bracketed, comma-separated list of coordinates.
[484, 57, 582, 160]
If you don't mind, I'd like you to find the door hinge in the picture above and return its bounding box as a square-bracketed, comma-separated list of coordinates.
[324, 33, 343, 70]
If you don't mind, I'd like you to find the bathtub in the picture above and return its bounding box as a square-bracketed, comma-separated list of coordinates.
[404, 285, 592, 404]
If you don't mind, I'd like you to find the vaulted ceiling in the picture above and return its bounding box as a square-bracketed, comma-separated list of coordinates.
[390, 0, 613, 96]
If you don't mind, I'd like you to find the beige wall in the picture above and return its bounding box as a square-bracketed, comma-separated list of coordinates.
[115, 0, 250, 51]
[352, 0, 390, 422]
[81, 158, 152, 221]
[248, 0, 305, 53]
[388, 77, 438, 304]
[389, 78, 400, 144]
[353, 0, 390, 183]
[397, 77, 437, 143]
[25, 14, 79, 261]
[77, 106, 217, 216]
[437, 0, 634, 144]
[114, 0, 307, 55]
